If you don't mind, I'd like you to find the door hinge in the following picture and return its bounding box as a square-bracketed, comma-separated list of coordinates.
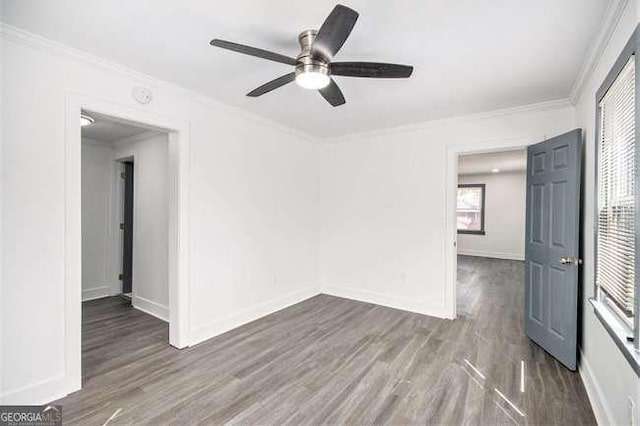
[118, 273, 123, 280]
[120, 223, 125, 230]
[120, 172, 126, 179]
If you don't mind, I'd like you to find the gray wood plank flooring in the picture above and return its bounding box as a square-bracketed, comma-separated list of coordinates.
[55, 256, 595, 425]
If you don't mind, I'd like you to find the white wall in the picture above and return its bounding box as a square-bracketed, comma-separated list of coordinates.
[81, 132, 171, 319]
[81, 133, 171, 321]
[113, 133, 170, 320]
[457, 171, 526, 260]
[574, 2, 640, 425]
[3, 7, 639, 418]
[1, 27, 320, 404]
[81, 138, 115, 301]
[318, 105, 576, 318]
[0, 2, 5, 403]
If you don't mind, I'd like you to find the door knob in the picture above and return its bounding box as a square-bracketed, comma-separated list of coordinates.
[560, 256, 583, 266]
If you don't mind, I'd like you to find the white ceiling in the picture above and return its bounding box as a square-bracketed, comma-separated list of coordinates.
[3, 0, 608, 137]
[458, 149, 527, 175]
[81, 110, 157, 142]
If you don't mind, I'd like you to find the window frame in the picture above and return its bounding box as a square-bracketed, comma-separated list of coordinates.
[456, 183, 486, 235]
[594, 26, 640, 374]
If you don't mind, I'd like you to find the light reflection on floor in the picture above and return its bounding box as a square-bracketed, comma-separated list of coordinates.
[460, 357, 527, 425]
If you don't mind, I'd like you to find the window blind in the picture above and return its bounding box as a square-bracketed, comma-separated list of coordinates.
[597, 56, 636, 318]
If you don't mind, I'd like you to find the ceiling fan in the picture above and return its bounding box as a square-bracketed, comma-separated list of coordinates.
[209, 4, 413, 107]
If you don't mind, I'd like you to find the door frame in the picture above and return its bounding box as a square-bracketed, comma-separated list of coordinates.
[444, 135, 546, 319]
[64, 93, 191, 396]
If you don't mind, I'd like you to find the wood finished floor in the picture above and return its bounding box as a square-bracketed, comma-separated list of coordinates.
[56, 256, 595, 425]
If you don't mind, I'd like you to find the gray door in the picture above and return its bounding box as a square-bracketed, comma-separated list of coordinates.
[122, 161, 134, 295]
[525, 129, 582, 370]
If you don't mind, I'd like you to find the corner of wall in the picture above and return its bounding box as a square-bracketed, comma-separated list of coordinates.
[320, 285, 451, 319]
[81, 285, 117, 301]
[579, 351, 616, 426]
[569, 0, 631, 104]
[133, 296, 169, 322]
[188, 286, 321, 346]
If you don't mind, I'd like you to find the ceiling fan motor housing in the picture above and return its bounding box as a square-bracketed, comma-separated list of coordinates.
[295, 30, 329, 79]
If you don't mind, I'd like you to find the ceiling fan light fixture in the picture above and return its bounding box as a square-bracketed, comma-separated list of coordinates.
[295, 71, 330, 90]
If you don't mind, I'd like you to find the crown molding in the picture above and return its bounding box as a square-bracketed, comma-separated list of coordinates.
[0, 23, 320, 143]
[323, 98, 572, 144]
[569, 0, 630, 104]
[1, 21, 583, 143]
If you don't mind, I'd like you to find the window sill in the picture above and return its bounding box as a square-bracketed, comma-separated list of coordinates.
[457, 230, 486, 235]
[589, 298, 640, 376]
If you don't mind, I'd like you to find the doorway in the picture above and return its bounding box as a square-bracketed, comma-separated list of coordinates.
[443, 133, 585, 424]
[81, 110, 171, 380]
[65, 94, 191, 396]
[455, 148, 527, 319]
[444, 137, 533, 319]
[121, 160, 134, 298]
[446, 131, 583, 371]
[81, 110, 170, 315]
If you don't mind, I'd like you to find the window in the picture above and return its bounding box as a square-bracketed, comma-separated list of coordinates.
[597, 57, 636, 325]
[595, 29, 639, 366]
[457, 184, 485, 234]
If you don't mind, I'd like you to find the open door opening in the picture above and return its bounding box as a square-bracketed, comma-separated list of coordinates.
[446, 130, 584, 423]
[80, 109, 172, 383]
[455, 148, 528, 317]
[121, 160, 134, 300]
[448, 135, 585, 421]
[450, 129, 583, 372]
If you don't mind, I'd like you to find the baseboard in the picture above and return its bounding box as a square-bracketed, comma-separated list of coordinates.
[321, 285, 450, 319]
[82, 285, 115, 301]
[457, 249, 524, 261]
[133, 295, 169, 322]
[579, 351, 615, 426]
[0, 374, 67, 405]
[3, 286, 440, 405]
[189, 286, 320, 346]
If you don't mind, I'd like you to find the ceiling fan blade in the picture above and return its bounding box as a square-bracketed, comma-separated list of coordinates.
[313, 5, 359, 59]
[246, 73, 296, 97]
[331, 62, 413, 78]
[318, 78, 346, 107]
[210, 39, 297, 66]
